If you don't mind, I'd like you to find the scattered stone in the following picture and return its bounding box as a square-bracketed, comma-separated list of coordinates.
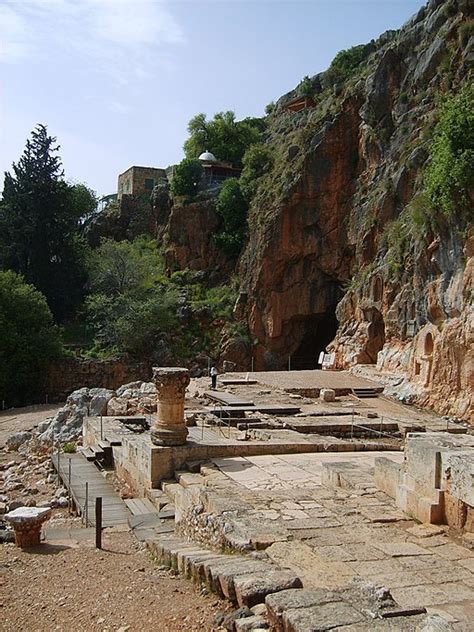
[320, 388, 336, 403]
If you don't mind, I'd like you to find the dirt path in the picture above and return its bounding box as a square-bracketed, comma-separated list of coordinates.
[0, 527, 227, 632]
[0, 403, 64, 448]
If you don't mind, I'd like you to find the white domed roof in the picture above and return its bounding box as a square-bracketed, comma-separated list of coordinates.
[198, 150, 217, 162]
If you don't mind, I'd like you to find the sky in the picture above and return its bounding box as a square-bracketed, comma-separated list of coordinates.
[0, 0, 426, 197]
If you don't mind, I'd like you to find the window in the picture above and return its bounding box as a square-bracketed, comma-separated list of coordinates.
[144, 178, 154, 190]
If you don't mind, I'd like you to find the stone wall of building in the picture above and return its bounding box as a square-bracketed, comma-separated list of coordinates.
[46, 357, 152, 401]
[118, 166, 166, 198]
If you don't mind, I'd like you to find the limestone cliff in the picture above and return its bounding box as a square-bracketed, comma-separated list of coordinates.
[236, 0, 473, 420]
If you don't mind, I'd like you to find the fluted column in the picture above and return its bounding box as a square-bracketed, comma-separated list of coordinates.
[150, 367, 190, 446]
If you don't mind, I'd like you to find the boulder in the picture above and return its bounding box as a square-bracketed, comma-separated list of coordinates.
[89, 388, 115, 416]
[6, 431, 32, 452]
[107, 397, 129, 416]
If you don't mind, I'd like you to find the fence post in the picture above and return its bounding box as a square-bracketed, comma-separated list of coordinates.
[95, 497, 102, 549]
[68, 458, 72, 514]
[85, 482, 89, 527]
[100, 415, 103, 441]
[57, 445, 61, 487]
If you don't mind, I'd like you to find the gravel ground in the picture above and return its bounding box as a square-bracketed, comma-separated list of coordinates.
[0, 527, 229, 631]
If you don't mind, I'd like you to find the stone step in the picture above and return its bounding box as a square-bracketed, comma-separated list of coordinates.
[145, 532, 302, 608]
[145, 488, 169, 510]
[175, 471, 206, 488]
[161, 481, 182, 502]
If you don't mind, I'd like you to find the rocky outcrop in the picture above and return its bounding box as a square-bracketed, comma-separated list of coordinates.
[237, 0, 473, 419]
[164, 199, 233, 279]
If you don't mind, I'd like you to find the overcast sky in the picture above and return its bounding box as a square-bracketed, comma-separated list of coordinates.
[1, 0, 425, 197]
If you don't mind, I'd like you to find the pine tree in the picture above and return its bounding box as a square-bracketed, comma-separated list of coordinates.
[0, 124, 94, 321]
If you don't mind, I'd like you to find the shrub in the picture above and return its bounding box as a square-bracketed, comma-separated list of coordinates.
[297, 76, 313, 97]
[459, 21, 474, 47]
[239, 143, 274, 200]
[63, 442, 76, 453]
[326, 44, 368, 84]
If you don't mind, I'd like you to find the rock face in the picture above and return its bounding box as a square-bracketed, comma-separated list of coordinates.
[237, 0, 473, 420]
[164, 199, 233, 279]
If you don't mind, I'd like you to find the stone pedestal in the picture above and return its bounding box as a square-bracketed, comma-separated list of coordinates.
[5, 507, 52, 548]
[151, 367, 190, 447]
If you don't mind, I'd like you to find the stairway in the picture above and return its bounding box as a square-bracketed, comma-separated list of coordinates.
[352, 387, 380, 398]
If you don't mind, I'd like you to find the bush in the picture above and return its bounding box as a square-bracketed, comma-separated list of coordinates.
[459, 21, 474, 47]
[425, 83, 474, 218]
[63, 442, 76, 454]
[170, 159, 203, 198]
[0, 271, 61, 406]
[240, 144, 274, 200]
[296, 76, 313, 97]
[326, 44, 368, 84]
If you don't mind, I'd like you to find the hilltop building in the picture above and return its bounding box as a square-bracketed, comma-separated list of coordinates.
[117, 166, 167, 200]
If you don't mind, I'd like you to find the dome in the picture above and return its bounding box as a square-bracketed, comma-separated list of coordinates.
[198, 150, 217, 162]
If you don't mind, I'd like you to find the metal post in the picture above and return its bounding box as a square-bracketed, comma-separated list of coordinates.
[95, 497, 102, 549]
[288, 356, 291, 371]
[68, 458, 72, 514]
[351, 408, 354, 439]
[46, 394, 48, 404]
[251, 357, 254, 373]
[85, 482, 89, 527]
[100, 415, 103, 441]
[57, 445, 61, 487]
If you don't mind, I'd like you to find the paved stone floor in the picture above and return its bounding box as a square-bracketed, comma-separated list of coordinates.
[205, 452, 474, 629]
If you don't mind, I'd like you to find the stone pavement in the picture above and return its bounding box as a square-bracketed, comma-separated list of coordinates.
[194, 452, 474, 629]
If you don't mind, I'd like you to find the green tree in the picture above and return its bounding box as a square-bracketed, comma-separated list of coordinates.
[425, 83, 474, 218]
[214, 178, 248, 256]
[170, 158, 203, 198]
[0, 124, 96, 321]
[0, 271, 61, 407]
[183, 111, 263, 167]
[87, 236, 165, 296]
[85, 237, 178, 358]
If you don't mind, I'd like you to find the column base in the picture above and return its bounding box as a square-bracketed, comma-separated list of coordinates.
[14, 526, 42, 548]
[151, 424, 188, 447]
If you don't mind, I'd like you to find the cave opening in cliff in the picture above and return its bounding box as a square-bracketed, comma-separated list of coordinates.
[364, 308, 386, 364]
[291, 307, 339, 370]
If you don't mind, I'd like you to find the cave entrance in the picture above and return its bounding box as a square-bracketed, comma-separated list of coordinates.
[291, 307, 339, 370]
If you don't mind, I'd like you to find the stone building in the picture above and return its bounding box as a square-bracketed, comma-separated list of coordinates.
[197, 151, 241, 187]
[117, 166, 167, 199]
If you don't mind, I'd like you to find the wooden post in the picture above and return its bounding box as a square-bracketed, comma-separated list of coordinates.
[95, 497, 102, 549]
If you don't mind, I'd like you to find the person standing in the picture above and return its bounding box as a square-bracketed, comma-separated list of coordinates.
[210, 365, 218, 390]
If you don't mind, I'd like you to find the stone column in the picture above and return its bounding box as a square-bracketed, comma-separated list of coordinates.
[151, 367, 190, 446]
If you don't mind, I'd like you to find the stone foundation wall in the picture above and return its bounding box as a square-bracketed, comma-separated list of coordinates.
[46, 357, 152, 401]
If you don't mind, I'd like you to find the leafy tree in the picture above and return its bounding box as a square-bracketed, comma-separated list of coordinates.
[85, 237, 177, 358]
[87, 236, 165, 296]
[240, 143, 274, 200]
[183, 111, 263, 167]
[214, 178, 248, 256]
[0, 124, 96, 321]
[425, 83, 474, 218]
[170, 158, 203, 198]
[0, 271, 61, 407]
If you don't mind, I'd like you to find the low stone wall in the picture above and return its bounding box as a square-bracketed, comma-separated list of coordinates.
[46, 357, 152, 401]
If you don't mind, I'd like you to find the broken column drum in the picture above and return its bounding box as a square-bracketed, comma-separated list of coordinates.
[151, 367, 190, 446]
